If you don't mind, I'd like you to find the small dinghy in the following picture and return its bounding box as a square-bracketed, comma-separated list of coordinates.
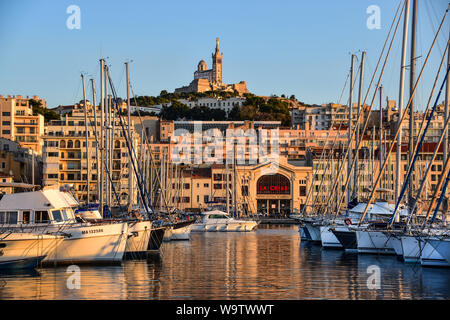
[0, 255, 46, 270]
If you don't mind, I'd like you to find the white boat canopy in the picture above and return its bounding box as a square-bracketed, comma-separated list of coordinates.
[0, 189, 79, 211]
[349, 202, 408, 217]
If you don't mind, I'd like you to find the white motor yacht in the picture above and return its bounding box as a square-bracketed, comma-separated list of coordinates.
[0, 188, 129, 264]
[191, 210, 258, 232]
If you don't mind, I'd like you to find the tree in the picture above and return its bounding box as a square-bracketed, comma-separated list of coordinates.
[29, 99, 60, 122]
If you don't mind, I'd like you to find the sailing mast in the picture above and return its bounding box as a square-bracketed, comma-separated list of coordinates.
[90, 78, 100, 202]
[354, 51, 366, 203]
[379, 84, 383, 197]
[99, 58, 105, 216]
[396, 0, 410, 207]
[408, 0, 418, 210]
[444, 37, 450, 217]
[125, 62, 133, 211]
[347, 54, 355, 211]
[81, 73, 90, 204]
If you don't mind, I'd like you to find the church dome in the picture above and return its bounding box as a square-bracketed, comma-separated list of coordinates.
[198, 60, 207, 71]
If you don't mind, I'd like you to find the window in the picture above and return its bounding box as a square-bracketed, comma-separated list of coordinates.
[204, 195, 209, 203]
[214, 183, 222, 190]
[4, 211, 18, 224]
[204, 183, 209, 188]
[300, 186, 307, 196]
[2, 112, 10, 116]
[2, 121, 10, 126]
[22, 211, 31, 224]
[52, 210, 63, 222]
[62, 210, 69, 221]
[184, 183, 190, 189]
[34, 211, 50, 223]
[2, 130, 10, 135]
[208, 214, 228, 219]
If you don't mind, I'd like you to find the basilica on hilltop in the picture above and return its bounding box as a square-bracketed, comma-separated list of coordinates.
[174, 38, 249, 95]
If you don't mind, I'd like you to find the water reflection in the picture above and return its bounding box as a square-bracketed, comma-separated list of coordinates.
[0, 225, 448, 299]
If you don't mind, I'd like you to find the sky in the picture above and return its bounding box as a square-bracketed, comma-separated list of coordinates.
[0, 0, 448, 110]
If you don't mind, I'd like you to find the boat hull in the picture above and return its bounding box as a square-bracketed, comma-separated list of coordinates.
[44, 222, 129, 265]
[320, 225, 343, 248]
[191, 221, 258, 232]
[331, 228, 357, 251]
[356, 230, 396, 255]
[0, 233, 63, 266]
[124, 221, 152, 258]
[420, 239, 450, 267]
[303, 222, 321, 242]
[427, 239, 450, 265]
[148, 227, 165, 251]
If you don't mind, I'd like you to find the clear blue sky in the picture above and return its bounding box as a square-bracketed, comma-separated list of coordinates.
[0, 0, 448, 109]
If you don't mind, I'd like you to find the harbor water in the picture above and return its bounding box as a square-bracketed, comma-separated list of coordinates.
[0, 225, 449, 300]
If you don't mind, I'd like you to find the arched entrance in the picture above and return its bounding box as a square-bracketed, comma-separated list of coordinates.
[256, 173, 291, 216]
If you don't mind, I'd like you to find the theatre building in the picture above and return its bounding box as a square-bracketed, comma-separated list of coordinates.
[165, 157, 312, 216]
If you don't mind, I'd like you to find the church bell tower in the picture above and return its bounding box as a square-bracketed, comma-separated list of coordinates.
[212, 37, 223, 85]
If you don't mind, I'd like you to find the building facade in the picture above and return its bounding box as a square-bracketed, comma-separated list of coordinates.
[0, 95, 45, 154]
[42, 102, 139, 204]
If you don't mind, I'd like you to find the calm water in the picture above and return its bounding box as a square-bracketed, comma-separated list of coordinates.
[0, 225, 449, 300]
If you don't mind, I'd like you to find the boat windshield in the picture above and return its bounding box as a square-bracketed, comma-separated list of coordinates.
[52, 210, 63, 222]
[207, 214, 229, 219]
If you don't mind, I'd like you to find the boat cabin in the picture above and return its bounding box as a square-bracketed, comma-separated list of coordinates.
[0, 189, 79, 226]
[202, 210, 232, 221]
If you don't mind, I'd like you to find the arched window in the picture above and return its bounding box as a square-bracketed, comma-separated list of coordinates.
[257, 174, 290, 195]
[67, 140, 73, 148]
[75, 140, 81, 148]
[60, 140, 66, 148]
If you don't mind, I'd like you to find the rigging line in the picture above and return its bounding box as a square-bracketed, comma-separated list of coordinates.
[84, 99, 123, 211]
[358, 4, 450, 225]
[303, 64, 360, 215]
[425, 0, 443, 57]
[128, 84, 170, 213]
[430, 169, 450, 223]
[333, 0, 407, 217]
[410, 41, 449, 178]
[392, 65, 449, 226]
[106, 72, 153, 216]
[337, 71, 350, 105]
[324, 0, 405, 215]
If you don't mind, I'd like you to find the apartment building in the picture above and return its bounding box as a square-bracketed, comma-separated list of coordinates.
[0, 95, 45, 154]
[0, 137, 42, 186]
[42, 102, 139, 204]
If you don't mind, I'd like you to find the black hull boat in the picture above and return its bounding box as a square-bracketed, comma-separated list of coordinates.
[148, 227, 166, 251]
[172, 219, 196, 230]
[0, 255, 46, 271]
[331, 229, 357, 251]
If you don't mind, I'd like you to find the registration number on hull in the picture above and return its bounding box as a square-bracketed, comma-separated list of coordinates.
[81, 229, 104, 235]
